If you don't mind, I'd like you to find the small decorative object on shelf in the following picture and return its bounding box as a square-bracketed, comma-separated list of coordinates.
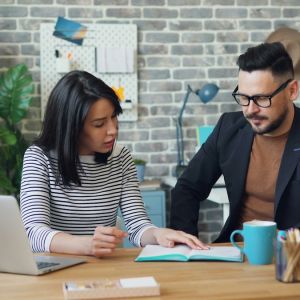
[133, 159, 146, 182]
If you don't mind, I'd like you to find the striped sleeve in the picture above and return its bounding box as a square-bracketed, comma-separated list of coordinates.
[20, 147, 61, 252]
[118, 147, 156, 246]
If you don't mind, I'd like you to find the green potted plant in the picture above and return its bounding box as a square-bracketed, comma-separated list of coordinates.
[0, 64, 33, 197]
[133, 159, 147, 182]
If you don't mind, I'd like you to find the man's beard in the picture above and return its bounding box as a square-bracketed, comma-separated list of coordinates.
[245, 107, 288, 135]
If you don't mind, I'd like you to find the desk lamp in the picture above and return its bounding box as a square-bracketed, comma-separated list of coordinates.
[176, 83, 219, 177]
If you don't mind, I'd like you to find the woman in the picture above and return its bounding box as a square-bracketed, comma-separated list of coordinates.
[20, 71, 206, 257]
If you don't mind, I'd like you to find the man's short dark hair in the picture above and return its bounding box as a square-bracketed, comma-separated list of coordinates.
[237, 42, 294, 79]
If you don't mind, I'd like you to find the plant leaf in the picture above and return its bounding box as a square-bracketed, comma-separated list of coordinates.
[0, 64, 33, 125]
[0, 127, 17, 145]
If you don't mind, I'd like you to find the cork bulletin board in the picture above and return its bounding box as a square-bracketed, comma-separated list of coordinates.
[40, 23, 138, 121]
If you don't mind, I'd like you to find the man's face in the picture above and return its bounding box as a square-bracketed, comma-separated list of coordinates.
[238, 70, 295, 136]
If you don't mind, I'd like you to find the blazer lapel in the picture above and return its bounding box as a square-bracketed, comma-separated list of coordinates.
[275, 106, 300, 209]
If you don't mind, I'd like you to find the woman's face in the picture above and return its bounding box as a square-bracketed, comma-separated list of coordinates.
[79, 98, 118, 155]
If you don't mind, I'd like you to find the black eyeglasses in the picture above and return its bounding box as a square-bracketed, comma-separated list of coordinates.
[232, 79, 293, 108]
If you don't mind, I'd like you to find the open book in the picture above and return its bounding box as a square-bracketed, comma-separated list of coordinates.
[135, 245, 243, 262]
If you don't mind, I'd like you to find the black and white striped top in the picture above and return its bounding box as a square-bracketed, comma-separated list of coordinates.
[20, 144, 154, 252]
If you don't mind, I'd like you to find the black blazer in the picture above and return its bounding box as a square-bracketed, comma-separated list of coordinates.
[170, 106, 300, 242]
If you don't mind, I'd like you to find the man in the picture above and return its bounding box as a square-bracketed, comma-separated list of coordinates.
[170, 42, 300, 242]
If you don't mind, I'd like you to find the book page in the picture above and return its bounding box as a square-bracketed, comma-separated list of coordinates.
[189, 246, 242, 261]
[136, 245, 191, 261]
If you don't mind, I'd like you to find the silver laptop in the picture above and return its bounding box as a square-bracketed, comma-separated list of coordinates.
[0, 195, 85, 275]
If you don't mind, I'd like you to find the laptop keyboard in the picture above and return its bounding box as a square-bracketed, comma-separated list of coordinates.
[37, 261, 60, 269]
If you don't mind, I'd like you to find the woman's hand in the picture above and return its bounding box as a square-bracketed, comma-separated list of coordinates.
[151, 228, 209, 250]
[90, 226, 128, 257]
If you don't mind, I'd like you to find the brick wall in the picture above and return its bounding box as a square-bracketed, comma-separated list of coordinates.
[1, 0, 300, 242]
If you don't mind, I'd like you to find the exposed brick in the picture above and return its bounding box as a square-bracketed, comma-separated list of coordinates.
[0, 45, 19, 55]
[206, 210, 223, 221]
[208, 68, 238, 78]
[183, 57, 215, 67]
[139, 93, 173, 104]
[204, 20, 237, 30]
[68, 8, 102, 18]
[0, 32, 31, 43]
[182, 32, 214, 43]
[150, 153, 177, 165]
[95, 0, 128, 4]
[132, 0, 165, 5]
[146, 165, 169, 177]
[204, 44, 238, 55]
[168, 0, 200, 5]
[203, 0, 234, 4]
[217, 32, 248, 43]
[0, 57, 34, 68]
[173, 69, 205, 80]
[106, 8, 141, 18]
[274, 20, 300, 29]
[249, 8, 281, 19]
[169, 21, 202, 31]
[237, 0, 268, 5]
[19, 0, 53, 3]
[0, 6, 28, 17]
[215, 8, 247, 18]
[151, 129, 176, 140]
[21, 44, 40, 56]
[138, 117, 170, 129]
[198, 221, 223, 233]
[283, 8, 300, 18]
[135, 142, 168, 152]
[147, 57, 180, 68]
[149, 81, 182, 92]
[0, 19, 16, 30]
[133, 20, 166, 30]
[139, 69, 170, 80]
[138, 44, 168, 55]
[146, 33, 179, 43]
[118, 131, 149, 142]
[138, 105, 149, 117]
[180, 8, 212, 18]
[144, 8, 178, 18]
[171, 45, 203, 55]
[57, 0, 92, 4]
[30, 7, 65, 17]
[251, 31, 269, 42]
[19, 19, 53, 30]
[239, 20, 271, 30]
[272, 0, 300, 4]
[150, 105, 178, 116]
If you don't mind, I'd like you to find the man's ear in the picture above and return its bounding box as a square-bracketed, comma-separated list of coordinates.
[289, 79, 299, 102]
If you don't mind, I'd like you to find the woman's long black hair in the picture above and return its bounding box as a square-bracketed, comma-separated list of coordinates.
[35, 70, 122, 186]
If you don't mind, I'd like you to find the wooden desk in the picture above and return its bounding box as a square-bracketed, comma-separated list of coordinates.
[1, 248, 299, 300]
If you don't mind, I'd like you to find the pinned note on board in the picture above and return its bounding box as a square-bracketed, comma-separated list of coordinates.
[53, 17, 87, 45]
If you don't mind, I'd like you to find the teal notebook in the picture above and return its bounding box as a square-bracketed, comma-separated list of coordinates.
[135, 245, 243, 262]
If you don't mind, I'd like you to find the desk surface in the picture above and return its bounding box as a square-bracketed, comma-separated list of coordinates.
[1, 247, 299, 300]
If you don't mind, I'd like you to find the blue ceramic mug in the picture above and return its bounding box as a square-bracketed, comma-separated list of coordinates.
[230, 220, 277, 265]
